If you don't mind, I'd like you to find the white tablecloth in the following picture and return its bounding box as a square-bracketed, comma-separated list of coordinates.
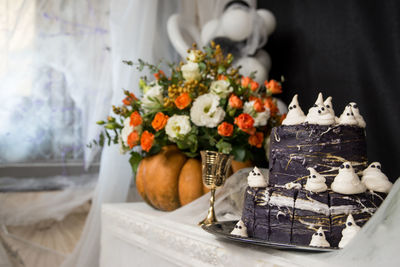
[100, 169, 400, 267]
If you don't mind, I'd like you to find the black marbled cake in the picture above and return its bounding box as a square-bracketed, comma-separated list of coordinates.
[269, 124, 368, 186]
[329, 192, 376, 247]
[240, 124, 386, 248]
[292, 190, 330, 245]
[268, 188, 295, 243]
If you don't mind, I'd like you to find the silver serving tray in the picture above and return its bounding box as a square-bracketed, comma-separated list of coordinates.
[201, 220, 339, 252]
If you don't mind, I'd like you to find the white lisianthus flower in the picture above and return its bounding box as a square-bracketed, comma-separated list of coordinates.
[210, 80, 233, 98]
[165, 115, 191, 140]
[190, 93, 226, 127]
[181, 61, 201, 81]
[142, 83, 164, 111]
[243, 101, 270, 126]
[121, 117, 143, 148]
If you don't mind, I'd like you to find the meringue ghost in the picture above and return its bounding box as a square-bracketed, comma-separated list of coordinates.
[309, 227, 330, 247]
[324, 96, 339, 124]
[349, 102, 366, 128]
[331, 162, 366, 194]
[247, 167, 268, 188]
[338, 214, 361, 248]
[338, 105, 358, 125]
[361, 162, 393, 193]
[305, 93, 335, 125]
[282, 94, 306, 125]
[305, 167, 328, 193]
[230, 220, 248, 237]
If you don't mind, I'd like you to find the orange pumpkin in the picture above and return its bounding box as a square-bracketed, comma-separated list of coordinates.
[136, 145, 253, 211]
[136, 145, 209, 211]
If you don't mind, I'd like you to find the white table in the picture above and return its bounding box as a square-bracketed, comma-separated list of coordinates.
[100, 202, 328, 267]
[100, 176, 400, 267]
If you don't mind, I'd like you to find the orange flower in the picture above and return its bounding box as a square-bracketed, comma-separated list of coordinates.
[234, 113, 256, 135]
[250, 81, 259, 92]
[140, 131, 154, 152]
[229, 94, 243, 109]
[127, 130, 139, 149]
[241, 76, 251, 88]
[253, 98, 265, 112]
[218, 74, 227, 80]
[130, 111, 142, 127]
[122, 93, 138, 105]
[174, 92, 192, 110]
[152, 112, 169, 131]
[154, 70, 165, 80]
[264, 97, 279, 116]
[265, 79, 282, 94]
[218, 122, 234, 137]
[248, 132, 264, 148]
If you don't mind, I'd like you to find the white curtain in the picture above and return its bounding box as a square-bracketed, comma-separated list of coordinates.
[62, 1, 179, 266]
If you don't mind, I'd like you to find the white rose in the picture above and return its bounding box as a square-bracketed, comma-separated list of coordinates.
[142, 83, 164, 111]
[210, 80, 233, 98]
[165, 115, 191, 140]
[190, 93, 225, 127]
[243, 101, 270, 126]
[181, 62, 201, 82]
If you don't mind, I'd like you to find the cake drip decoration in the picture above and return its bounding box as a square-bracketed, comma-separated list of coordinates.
[247, 167, 268, 188]
[349, 102, 366, 128]
[305, 93, 335, 125]
[309, 227, 330, 247]
[338, 214, 361, 248]
[304, 167, 328, 193]
[230, 220, 248, 237]
[331, 162, 366, 194]
[361, 162, 393, 193]
[338, 105, 358, 126]
[282, 94, 306, 125]
[324, 96, 339, 124]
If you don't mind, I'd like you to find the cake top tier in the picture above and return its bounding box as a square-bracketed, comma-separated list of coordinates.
[282, 93, 366, 127]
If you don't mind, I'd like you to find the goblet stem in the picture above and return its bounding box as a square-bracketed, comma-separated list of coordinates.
[198, 188, 217, 226]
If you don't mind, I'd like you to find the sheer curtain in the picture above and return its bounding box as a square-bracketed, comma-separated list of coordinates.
[61, 1, 179, 266]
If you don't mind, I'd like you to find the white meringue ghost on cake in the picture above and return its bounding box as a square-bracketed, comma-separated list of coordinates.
[331, 162, 366, 194]
[349, 102, 366, 128]
[305, 93, 335, 125]
[282, 94, 306, 125]
[247, 167, 268, 188]
[305, 167, 328, 193]
[323, 96, 339, 124]
[361, 162, 393, 193]
[309, 227, 330, 247]
[338, 214, 361, 248]
[338, 105, 358, 125]
[230, 220, 248, 237]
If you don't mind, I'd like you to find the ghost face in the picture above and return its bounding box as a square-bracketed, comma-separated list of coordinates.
[349, 102, 360, 115]
[247, 167, 267, 188]
[339, 162, 354, 173]
[368, 162, 381, 170]
[230, 220, 248, 237]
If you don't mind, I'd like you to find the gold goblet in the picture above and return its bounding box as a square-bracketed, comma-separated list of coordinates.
[198, 150, 233, 226]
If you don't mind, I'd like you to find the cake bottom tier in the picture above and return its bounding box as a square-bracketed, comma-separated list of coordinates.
[241, 187, 383, 247]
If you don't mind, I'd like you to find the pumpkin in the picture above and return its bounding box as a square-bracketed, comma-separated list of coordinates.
[136, 145, 208, 211]
[136, 145, 253, 211]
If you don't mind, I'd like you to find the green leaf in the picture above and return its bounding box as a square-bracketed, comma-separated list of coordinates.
[198, 62, 206, 72]
[99, 132, 105, 147]
[96, 120, 105, 125]
[129, 151, 142, 174]
[122, 60, 133, 66]
[232, 146, 246, 162]
[216, 140, 232, 154]
[217, 65, 226, 74]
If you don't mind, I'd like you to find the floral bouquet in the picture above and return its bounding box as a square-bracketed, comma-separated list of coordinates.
[95, 43, 285, 173]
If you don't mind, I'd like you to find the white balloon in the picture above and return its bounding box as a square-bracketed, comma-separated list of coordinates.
[221, 9, 252, 41]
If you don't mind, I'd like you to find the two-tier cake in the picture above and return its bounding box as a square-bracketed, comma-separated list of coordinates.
[233, 93, 393, 248]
